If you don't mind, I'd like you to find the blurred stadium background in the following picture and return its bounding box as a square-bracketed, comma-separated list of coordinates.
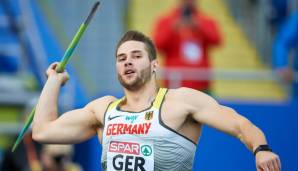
[0, 0, 297, 170]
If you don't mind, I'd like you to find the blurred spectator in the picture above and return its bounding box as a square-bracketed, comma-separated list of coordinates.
[41, 144, 82, 171]
[153, 0, 222, 92]
[268, 0, 290, 32]
[272, 11, 298, 98]
[0, 134, 40, 171]
[1, 149, 27, 171]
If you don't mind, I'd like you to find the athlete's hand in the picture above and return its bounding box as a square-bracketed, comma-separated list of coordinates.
[46, 62, 69, 85]
[255, 151, 281, 171]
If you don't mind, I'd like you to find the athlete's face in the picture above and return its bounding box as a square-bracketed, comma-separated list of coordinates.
[116, 40, 157, 90]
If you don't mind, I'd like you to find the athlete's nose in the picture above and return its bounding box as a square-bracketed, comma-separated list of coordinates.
[124, 58, 133, 67]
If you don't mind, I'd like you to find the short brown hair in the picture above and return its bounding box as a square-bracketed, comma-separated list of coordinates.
[116, 30, 157, 61]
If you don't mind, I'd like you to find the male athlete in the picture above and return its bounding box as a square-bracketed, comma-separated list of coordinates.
[33, 30, 281, 171]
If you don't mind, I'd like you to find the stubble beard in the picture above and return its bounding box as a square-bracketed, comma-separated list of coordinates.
[118, 65, 152, 91]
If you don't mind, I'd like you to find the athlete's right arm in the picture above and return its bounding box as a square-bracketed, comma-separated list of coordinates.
[32, 62, 115, 144]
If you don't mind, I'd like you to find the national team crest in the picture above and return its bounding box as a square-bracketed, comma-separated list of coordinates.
[145, 111, 154, 121]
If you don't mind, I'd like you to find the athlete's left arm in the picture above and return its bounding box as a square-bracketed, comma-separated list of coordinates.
[180, 87, 281, 171]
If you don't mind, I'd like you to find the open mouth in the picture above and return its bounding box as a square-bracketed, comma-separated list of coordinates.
[124, 69, 135, 75]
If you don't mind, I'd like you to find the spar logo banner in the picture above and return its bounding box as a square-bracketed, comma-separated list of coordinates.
[107, 141, 154, 171]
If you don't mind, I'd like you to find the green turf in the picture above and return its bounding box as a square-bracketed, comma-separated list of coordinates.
[0, 106, 22, 121]
[0, 106, 22, 149]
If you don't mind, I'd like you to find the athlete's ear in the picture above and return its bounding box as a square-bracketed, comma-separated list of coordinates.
[151, 60, 158, 73]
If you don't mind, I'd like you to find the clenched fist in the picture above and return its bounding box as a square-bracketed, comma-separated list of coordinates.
[256, 151, 281, 171]
[46, 62, 69, 86]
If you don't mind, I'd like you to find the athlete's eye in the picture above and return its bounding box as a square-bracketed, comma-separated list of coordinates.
[133, 55, 142, 59]
[118, 57, 125, 62]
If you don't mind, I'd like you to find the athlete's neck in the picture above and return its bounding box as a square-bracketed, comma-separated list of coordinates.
[122, 80, 158, 112]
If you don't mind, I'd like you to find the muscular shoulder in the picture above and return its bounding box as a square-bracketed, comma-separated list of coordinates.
[167, 87, 206, 100]
[167, 87, 218, 109]
[85, 96, 117, 124]
[86, 96, 117, 111]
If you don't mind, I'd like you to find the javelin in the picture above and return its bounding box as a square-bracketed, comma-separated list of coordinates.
[12, 1, 100, 152]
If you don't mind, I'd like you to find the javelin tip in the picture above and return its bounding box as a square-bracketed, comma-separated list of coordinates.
[85, 1, 100, 25]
